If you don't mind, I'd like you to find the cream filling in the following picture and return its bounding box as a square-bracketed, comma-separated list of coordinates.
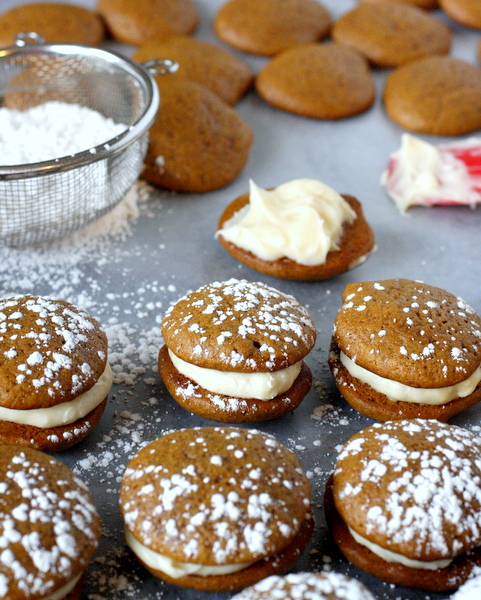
[43, 573, 82, 600]
[217, 178, 356, 266]
[0, 363, 113, 428]
[168, 349, 302, 400]
[349, 527, 452, 571]
[125, 529, 253, 578]
[340, 351, 481, 405]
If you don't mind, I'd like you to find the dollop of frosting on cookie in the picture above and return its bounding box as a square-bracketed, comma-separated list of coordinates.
[217, 179, 356, 265]
[168, 349, 301, 399]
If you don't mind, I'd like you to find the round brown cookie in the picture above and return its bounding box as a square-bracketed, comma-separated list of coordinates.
[383, 55, 481, 135]
[142, 79, 253, 192]
[96, 0, 198, 46]
[360, 0, 438, 9]
[328, 278, 481, 422]
[332, 3, 451, 68]
[214, 0, 331, 57]
[439, 0, 481, 29]
[0, 2, 105, 46]
[255, 42, 375, 119]
[132, 36, 253, 106]
[217, 192, 375, 280]
[0, 295, 111, 452]
[119, 426, 313, 592]
[159, 278, 316, 422]
[0, 444, 101, 599]
[326, 419, 481, 591]
[231, 571, 376, 599]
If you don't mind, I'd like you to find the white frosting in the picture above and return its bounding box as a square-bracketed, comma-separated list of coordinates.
[340, 351, 481, 405]
[42, 574, 82, 600]
[381, 134, 481, 212]
[217, 178, 356, 266]
[125, 529, 253, 578]
[0, 363, 112, 427]
[169, 349, 301, 400]
[348, 527, 452, 571]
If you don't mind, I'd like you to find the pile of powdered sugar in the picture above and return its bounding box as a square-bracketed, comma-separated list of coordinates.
[0, 101, 127, 165]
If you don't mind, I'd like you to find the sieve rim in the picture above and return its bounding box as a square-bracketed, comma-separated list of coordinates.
[0, 41, 160, 180]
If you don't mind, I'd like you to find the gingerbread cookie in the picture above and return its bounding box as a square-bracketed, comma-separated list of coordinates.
[0, 2, 105, 47]
[231, 571, 376, 599]
[214, 0, 331, 57]
[360, 0, 438, 9]
[142, 79, 253, 192]
[96, 0, 198, 46]
[383, 55, 481, 135]
[120, 426, 313, 592]
[217, 179, 375, 280]
[255, 42, 375, 119]
[328, 278, 481, 422]
[332, 3, 451, 68]
[439, 0, 481, 29]
[159, 278, 316, 422]
[0, 295, 112, 452]
[326, 419, 481, 591]
[0, 444, 101, 599]
[132, 36, 253, 106]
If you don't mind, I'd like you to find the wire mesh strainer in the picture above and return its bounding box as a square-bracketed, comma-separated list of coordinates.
[0, 33, 174, 247]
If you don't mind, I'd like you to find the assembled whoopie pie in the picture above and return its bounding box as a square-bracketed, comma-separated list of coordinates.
[119, 426, 313, 592]
[217, 178, 375, 281]
[0, 444, 101, 600]
[0, 295, 112, 451]
[325, 419, 481, 592]
[231, 571, 376, 600]
[328, 278, 481, 421]
[158, 278, 316, 422]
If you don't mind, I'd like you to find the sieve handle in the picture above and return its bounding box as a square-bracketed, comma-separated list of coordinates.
[14, 31, 45, 46]
[141, 58, 179, 76]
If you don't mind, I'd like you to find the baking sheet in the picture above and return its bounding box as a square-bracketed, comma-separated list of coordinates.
[1, 0, 481, 598]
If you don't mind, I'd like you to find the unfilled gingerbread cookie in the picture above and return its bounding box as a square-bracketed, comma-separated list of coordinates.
[0, 2, 105, 46]
[132, 36, 253, 106]
[328, 278, 481, 422]
[214, 0, 331, 56]
[0, 444, 101, 599]
[360, 0, 438, 10]
[120, 426, 313, 592]
[159, 278, 316, 422]
[142, 79, 253, 192]
[439, 0, 481, 29]
[255, 42, 375, 119]
[96, 0, 198, 45]
[326, 419, 481, 591]
[0, 295, 112, 452]
[383, 55, 481, 135]
[216, 179, 375, 280]
[332, 3, 451, 68]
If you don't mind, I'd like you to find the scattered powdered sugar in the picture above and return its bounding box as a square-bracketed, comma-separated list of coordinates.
[0, 101, 127, 165]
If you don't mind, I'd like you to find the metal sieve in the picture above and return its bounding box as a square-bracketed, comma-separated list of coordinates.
[0, 33, 176, 247]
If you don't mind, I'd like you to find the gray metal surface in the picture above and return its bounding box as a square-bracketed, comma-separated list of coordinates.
[0, 0, 480, 599]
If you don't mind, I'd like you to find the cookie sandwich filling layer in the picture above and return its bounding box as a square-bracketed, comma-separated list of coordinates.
[168, 349, 302, 399]
[42, 573, 82, 600]
[348, 527, 452, 571]
[0, 363, 113, 427]
[217, 178, 356, 266]
[125, 529, 254, 578]
[340, 351, 481, 405]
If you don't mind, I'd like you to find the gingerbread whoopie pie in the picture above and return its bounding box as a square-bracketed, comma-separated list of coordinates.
[0, 295, 112, 452]
[159, 279, 316, 422]
[0, 444, 101, 600]
[328, 278, 481, 422]
[439, 0, 481, 29]
[214, 0, 331, 57]
[360, 0, 438, 8]
[332, 2, 451, 68]
[119, 426, 313, 592]
[231, 571, 376, 600]
[325, 419, 481, 592]
[217, 178, 375, 280]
